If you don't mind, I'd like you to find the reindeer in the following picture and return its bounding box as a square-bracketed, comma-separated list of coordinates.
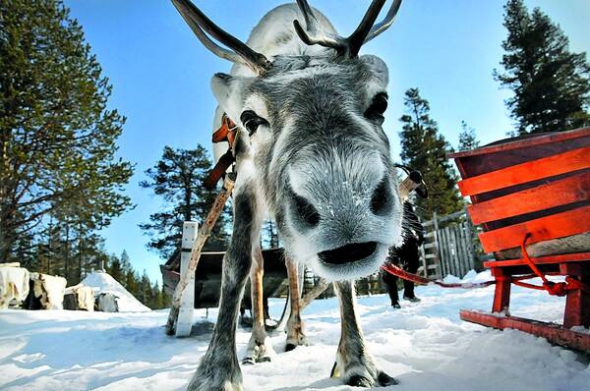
[171, 0, 404, 389]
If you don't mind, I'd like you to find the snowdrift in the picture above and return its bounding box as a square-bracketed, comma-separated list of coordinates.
[81, 270, 150, 312]
[1, 269, 588, 390]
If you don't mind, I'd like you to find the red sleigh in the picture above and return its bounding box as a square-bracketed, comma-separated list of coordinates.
[449, 127, 590, 351]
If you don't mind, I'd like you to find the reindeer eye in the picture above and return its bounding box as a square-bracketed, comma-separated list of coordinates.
[240, 110, 268, 136]
[364, 92, 388, 123]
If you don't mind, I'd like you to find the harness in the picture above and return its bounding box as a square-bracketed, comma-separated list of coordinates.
[204, 113, 238, 189]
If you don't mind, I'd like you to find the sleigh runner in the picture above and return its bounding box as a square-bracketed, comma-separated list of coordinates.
[450, 127, 590, 351]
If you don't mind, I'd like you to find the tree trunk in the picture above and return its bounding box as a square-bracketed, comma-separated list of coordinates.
[77, 227, 83, 283]
[64, 224, 69, 281]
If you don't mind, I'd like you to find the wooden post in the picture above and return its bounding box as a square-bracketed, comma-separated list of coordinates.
[419, 243, 427, 278]
[561, 263, 590, 328]
[175, 222, 198, 337]
[491, 268, 512, 314]
[165, 174, 236, 336]
[300, 278, 330, 311]
[432, 212, 440, 277]
[464, 218, 476, 271]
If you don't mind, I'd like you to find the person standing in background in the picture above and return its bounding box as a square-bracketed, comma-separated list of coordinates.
[382, 201, 425, 308]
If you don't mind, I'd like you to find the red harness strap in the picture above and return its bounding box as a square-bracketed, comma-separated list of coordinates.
[382, 233, 590, 294]
[204, 113, 237, 190]
[380, 263, 496, 289]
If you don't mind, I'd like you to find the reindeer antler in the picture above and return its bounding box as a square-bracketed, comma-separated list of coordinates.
[171, 0, 271, 74]
[364, 0, 403, 43]
[294, 0, 402, 57]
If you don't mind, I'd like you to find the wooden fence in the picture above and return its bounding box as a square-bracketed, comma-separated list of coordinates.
[420, 210, 486, 279]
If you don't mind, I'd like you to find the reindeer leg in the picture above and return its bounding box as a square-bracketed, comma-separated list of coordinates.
[285, 257, 308, 351]
[243, 242, 276, 364]
[332, 281, 398, 388]
[187, 191, 260, 391]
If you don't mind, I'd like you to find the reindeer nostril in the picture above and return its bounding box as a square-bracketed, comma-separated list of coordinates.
[319, 242, 377, 265]
[370, 179, 390, 215]
[294, 194, 320, 227]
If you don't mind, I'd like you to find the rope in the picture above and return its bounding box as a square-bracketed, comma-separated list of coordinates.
[519, 233, 590, 296]
[380, 239, 590, 295]
[380, 263, 496, 289]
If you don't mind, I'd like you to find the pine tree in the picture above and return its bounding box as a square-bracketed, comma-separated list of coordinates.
[108, 254, 123, 283]
[495, 0, 590, 134]
[139, 145, 231, 260]
[399, 88, 463, 218]
[458, 121, 480, 152]
[125, 270, 139, 298]
[139, 271, 150, 305]
[120, 250, 131, 273]
[0, 0, 134, 263]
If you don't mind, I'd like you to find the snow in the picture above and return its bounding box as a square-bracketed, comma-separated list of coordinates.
[81, 271, 150, 312]
[1, 270, 589, 391]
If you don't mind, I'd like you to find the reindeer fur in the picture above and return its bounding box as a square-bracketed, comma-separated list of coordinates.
[172, 2, 405, 389]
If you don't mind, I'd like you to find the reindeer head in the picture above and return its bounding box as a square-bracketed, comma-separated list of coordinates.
[172, 0, 404, 280]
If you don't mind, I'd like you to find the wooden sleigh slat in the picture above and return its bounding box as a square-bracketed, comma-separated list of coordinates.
[478, 204, 590, 253]
[449, 127, 590, 160]
[457, 146, 590, 197]
[484, 252, 590, 269]
[468, 171, 590, 224]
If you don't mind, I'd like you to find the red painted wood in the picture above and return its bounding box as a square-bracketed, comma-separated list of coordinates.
[457, 146, 590, 197]
[449, 127, 590, 160]
[478, 205, 590, 253]
[468, 171, 590, 224]
[564, 275, 590, 328]
[460, 310, 590, 351]
[559, 263, 590, 276]
[454, 129, 590, 352]
[493, 273, 512, 313]
[484, 252, 590, 269]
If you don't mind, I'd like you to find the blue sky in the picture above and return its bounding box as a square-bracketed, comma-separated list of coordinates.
[62, 0, 590, 284]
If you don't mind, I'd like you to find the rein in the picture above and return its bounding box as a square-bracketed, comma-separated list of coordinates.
[381, 263, 496, 289]
[382, 236, 590, 296]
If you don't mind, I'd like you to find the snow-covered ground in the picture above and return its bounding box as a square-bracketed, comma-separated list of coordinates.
[1, 271, 589, 391]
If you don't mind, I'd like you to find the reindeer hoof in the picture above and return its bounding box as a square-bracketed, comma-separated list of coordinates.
[333, 348, 398, 388]
[242, 357, 255, 365]
[347, 375, 373, 387]
[285, 331, 308, 352]
[285, 343, 297, 352]
[345, 372, 398, 388]
[243, 337, 275, 364]
[377, 371, 399, 386]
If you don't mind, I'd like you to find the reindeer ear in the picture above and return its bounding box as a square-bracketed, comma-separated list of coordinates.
[211, 73, 250, 121]
[211, 73, 235, 108]
[360, 55, 389, 87]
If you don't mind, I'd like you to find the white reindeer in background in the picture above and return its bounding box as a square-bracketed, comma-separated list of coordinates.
[171, 0, 404, 389]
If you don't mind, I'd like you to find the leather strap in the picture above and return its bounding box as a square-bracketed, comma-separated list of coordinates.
[204, 113, 238, 189]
